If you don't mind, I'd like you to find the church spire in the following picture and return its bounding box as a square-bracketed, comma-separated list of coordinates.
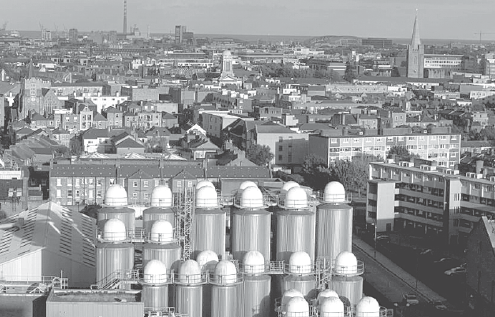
[411, 10, 421, 48]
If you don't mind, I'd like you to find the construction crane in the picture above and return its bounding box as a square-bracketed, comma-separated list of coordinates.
[474, 31, 495, 46]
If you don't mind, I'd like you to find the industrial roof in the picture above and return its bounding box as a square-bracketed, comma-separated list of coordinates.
[0, 202, 96, 268]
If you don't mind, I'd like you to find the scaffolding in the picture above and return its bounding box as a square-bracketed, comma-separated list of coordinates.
[174, 186, 195, 261]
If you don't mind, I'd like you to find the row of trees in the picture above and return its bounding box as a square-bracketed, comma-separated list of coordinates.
[259, 63, 342, 81]
[243, 143, 417, 196]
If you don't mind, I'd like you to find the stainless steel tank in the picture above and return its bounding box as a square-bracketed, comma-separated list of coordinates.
[143, 243, 182, 272]
[96, 242, 134, 283]
[143, 207, 175, 233]
[143, 284, 169, 311]
[211, 284, 244, 317]
[275, 210, 315, 263]
[330, 275, 363, 311]
[316, 203, 353, 262]
[231, 208, 271, 262]
[282, 275, 317, 300]
[192, 208, 226, 260]
[243, 275, 271, 317]
[175, 284, 203, 317]
[97, 206, 135, 233]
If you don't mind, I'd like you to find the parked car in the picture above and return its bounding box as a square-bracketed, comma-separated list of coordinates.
[375, 234, 390, 243]
[402, 293, 419, 305]
[434, 257, 452, 264]
[431, 301, 448, 310]
[444, 267, 467, 276]
[420, 249, 433, 256]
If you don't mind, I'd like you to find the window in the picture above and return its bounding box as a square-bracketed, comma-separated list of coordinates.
[133, 181, 138, 187]
[133, 193, 138, 198]
[97, 190, 102, 198]
[279, 145, 283, 151]
[75, 179, 80, 186]
[57, 178, 61, 186]
[75, 190, 80, 198]
[187, 181, 193, 188]
[56, 189, 61, 198]
[144, 181, 149, 187]
[177, 181, 182, 188]
[278, 155, 283, 161]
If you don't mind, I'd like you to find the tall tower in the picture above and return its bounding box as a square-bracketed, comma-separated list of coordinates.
[406, 11, 424, 78]
[123, 0, 128, 34]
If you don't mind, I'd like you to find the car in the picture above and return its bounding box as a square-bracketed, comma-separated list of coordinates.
[434, 257, 452, 264]
[431, 301, 448, 310]
[402, 293, 419, 305]
[375, 234, 390, 243]
[420, 249, 433, 256]
[444, 267, 467, 276]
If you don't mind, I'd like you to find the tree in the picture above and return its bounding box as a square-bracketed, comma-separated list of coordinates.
[246, 144, 274, 166]
[344, 62, 356, 82]
[387, 145, 418, 162]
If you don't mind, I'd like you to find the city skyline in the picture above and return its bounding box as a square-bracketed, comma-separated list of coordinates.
[2, 0, 495, 40]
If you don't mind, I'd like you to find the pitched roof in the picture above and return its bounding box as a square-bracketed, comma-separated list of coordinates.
[82, 128, 109, 140]
[93, 113, 107, 121]
[115, 138, 144, 149]
[256, 121, 296, 134]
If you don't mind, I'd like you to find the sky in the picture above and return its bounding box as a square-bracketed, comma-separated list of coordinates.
[3, 0, 495, 40]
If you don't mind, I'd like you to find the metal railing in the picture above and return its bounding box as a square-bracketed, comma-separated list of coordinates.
[173, 272, 208, 285]
[97, 229, 147, 243]
[145, 306, 188, 317]
[0, 275, 68, 294]
[331, 260, 365, 276]
[92, 270, 140, 290]
[208, 272, 244, 285]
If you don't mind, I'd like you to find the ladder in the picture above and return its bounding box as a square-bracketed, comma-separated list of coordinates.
[315, 257, 332, 290]
[174, 186, 195, 261]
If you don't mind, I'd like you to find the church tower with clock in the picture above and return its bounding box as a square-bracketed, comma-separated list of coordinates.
[406, 12, 424, 78]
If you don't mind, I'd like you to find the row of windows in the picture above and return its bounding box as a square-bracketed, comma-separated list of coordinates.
[332, 135, 458, 143]
[395, 206, 444, 222]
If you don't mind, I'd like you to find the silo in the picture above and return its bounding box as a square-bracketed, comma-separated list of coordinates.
[210, 260, 244, 317]
[276, 289, 304, 315]
[283, 252, 317, 300]
[275, 187, 315, 263]
[242, 251, 271, 317]
[286, 297, 310, 317]
[330, 251, 364, 312]
[142, 185, 174, 233]
[197, 250, 219, 317]
[197, 180, 216, 191]
[96, 218, 134, 284]
[319, 297, 345, 317]
[141, 260, 170, 312]
[355, 297, 381, 317]
[316, 181, 353, 263]
[192, 186, 226, 260]
[174, 260, 205, 317]
[316, 289, 339, 307]
[143, 220, 181, 271]
[231, 186, 271, 262]
[97, 184, 135, 234]
[197, 250, 219, 273]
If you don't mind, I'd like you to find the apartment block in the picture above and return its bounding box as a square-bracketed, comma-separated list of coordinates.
[309, 129, 461, 167]
[367, 160, 495, 246]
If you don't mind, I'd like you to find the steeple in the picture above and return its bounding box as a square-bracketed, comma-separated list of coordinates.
[411, 10, 421, 48]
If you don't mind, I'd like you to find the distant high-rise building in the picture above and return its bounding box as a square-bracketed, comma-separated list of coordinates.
[175, 25, 186, 44]
[69, 28, 78, 43]
[406, 12, 424, 78]
[123, 0, 128, 34]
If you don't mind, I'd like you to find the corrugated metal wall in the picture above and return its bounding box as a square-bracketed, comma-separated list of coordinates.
[231, 209, 271, 262]
[191, 209, 226, 260]
[275, 210, 315, 262]
[316, 204, 353, 262]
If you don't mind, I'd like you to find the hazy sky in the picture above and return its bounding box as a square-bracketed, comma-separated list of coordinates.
[3, 0, 495, 40]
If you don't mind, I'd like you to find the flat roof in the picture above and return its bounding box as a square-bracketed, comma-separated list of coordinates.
[48, 290, 140, 302]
